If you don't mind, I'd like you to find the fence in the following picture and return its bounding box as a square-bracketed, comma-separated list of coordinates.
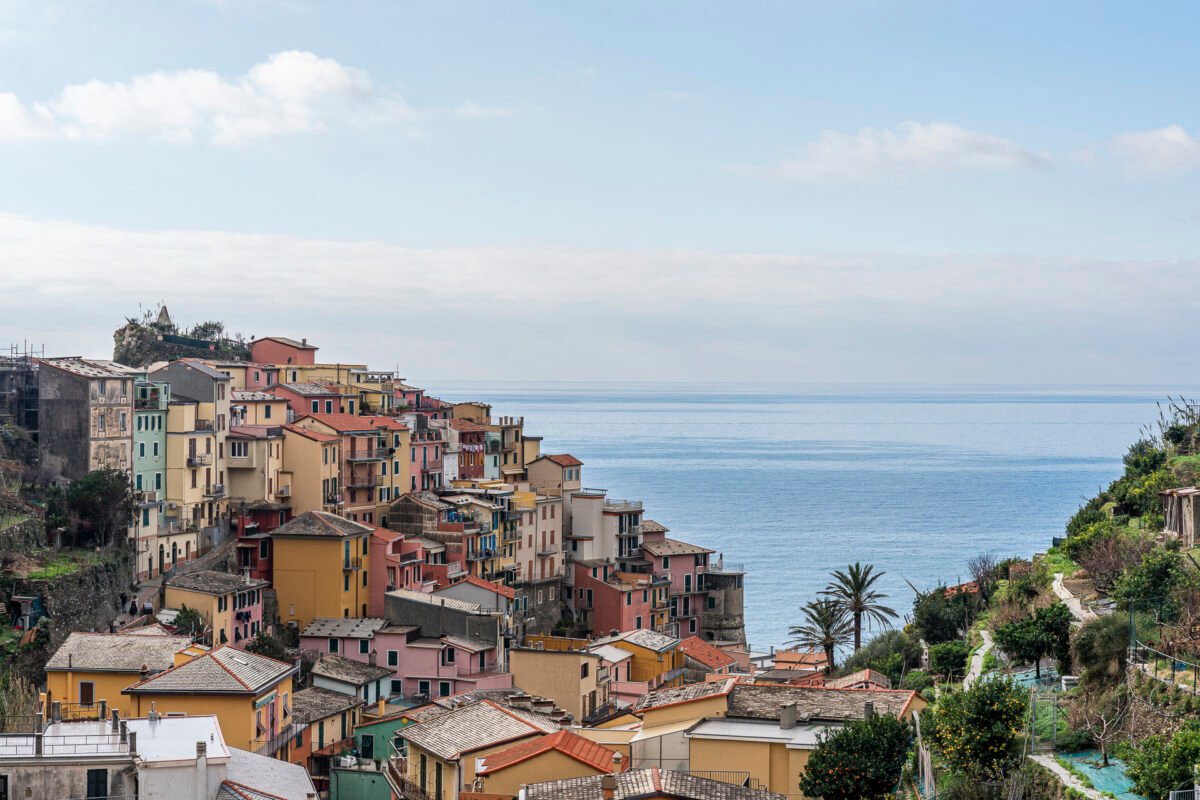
[1169, 790, 1196, 800]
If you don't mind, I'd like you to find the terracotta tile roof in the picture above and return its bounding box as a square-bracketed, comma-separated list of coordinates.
[255, 336, 317, 350]
[773, 648, 827, 668]
[46, 632, 192, 673]
[294, 412, 383, 433]
[166, 570, 268, 595]
[361, 415, 409, 431]
[478, 729, 619, 775]
[633, 678, 737, 714]
[270, 510, 373, 539]
[281, 424, 339, 443]
[824, 668, 893, 690]
[124, 646, 293, 694]
[641, 519, 669, 534]
[438, 575, 515, 600]
[678, 637, 737, 671]
[524, 768, 785, 800]
[449, 418, 488, 432]
[534, 453, 583, 468]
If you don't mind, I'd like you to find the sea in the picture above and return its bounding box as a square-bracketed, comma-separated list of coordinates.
[431, 383, 1188, 651]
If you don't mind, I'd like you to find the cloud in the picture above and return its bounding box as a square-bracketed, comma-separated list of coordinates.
[0, 213, 1195, 385]
[454, 101, 512, 119]
[0, 50, 414, 144]
[1111, 125, 1200, 176]
[758, 121, 1050, 181]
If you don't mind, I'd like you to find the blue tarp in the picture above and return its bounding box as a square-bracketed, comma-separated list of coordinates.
[1059, 751, 1145, 800]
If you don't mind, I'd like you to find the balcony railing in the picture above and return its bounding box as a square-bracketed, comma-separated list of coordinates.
[255, 722, 303, 756]
[194, 419, 215, 432]
[346, 475, 382, 489]
[347, 448, 387, 462]
[618, 524, 643, 537]
[343, 557, 363, 571]
[186, 454, 212, 467]
[203, 483, 226, 498]
[536, 545, 559, 557]
[274, 485, 292, 498]
[466, 548, 495, 562]
[136, 490, 158, 506]
[706, 561, 745, 574]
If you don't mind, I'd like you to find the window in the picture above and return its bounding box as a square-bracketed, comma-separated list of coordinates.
[642, 590, 648, 603]
[537, 589, 544, 605]
[79, 680, 95, 706]
[119, 412, 127, 432]
[387, 650, 399, 667]
[418, 679, 430, 696]
[264, 404, 272, 419]
[260, 540, 269, 558]
[625, 592, 631, 606]
[635, 615, 642, 629]
[135, 473, 143, 490]
[138, 442, 145, 458]
[390, 679, 403, 694]
[439, 681, 451, 697]
[359, 639, 370, 655]
[97, 414, 105, 433]
[325, 400, 334, 414]
[343, 575, 350, 591]
[86, 769, 107, 800]
[707, 596, 716, 609]
[689, 619, 697, 634]
[152, 442, 159, 457]
[230, 441, 248, 458]
[662, 557, 670, 569]
[362, 571, 368, 587]
[580, 662, 589, 679]
[329, 638, 339, 653]
[443, 647, 455, 664]
[311, 400, 319, 413]
[155, 472, 162, 490]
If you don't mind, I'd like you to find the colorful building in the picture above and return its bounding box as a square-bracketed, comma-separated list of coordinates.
[271, 510, 374, 627]
[475, 729, 622, 797]
[132, 378, 169, 580]
[44, 631, 193, 718]
[163, 570, 268, 647]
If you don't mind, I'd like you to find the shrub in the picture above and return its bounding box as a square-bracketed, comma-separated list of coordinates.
[930, 676, 1026, 780]
[798, 714, 913, 800]
[901, 669, 933, 692]
[930, 640, 971, 680]
[1125, 719, 1200, 800]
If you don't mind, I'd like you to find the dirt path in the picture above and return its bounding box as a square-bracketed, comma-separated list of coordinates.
[964, 629, 993, 689]
[1030, 755, 1108, 800]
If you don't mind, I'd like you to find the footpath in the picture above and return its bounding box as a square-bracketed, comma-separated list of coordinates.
[1029, 755, 1108, 800]
[1052, 573, 1097, 624]
[964, 629, 993, 689]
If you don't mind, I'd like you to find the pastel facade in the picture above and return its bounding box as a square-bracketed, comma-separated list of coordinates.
[132, 378, 169, 579]
[163, 570, 267, 647]
[271, 511, 374, 627]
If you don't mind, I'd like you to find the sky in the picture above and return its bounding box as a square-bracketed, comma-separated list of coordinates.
[1, 0, 1198, 383]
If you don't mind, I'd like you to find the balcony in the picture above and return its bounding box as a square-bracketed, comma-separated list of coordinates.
[536, 545, 559, 557]
[274, 485, 292, 498]
[604, 498, 643, 513]
[203, 483, 226, 498]
[324, 496, 341, 508]
[446, 564, 468, 580]
[187, 453, 212, 467]
[706, 560, 744, 574]
[618, 524, 643, 538]
[347, 448, 387, 462]
[136, 489, 158, 506]
[466, 548, 495, 562]
[346, 475, 382, 489]
[343, 556, 363, 571]
[227, 453, 255, 469]
[194, 419, 215, 432]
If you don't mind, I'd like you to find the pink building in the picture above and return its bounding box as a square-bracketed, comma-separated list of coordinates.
[269, 383, 345, 419]
[299, 617, 511, 701]
[368, 527, 430, 616]
[163, 570, 267, 648]
[408, 427, 444, 492]
[642, 537, 713, 639]
[249, 336, 318, 366]
[573, 562, 656, 637]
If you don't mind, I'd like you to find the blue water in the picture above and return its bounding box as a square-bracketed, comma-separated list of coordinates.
[429, 382, 1190, 649]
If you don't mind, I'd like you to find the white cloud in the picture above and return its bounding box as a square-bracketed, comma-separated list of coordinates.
[1111, 125, 1200, 176]
[761, 121, 1050, 181]
[0, 213, 1195, 384]
[0, 50, 414, 145]
[454, 101, 512, 119]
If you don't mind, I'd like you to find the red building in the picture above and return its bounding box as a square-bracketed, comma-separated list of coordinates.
[450, 418, 488, 479]
[268, 382, 345, 419]
[249, 336, 318, 366]
[573, 561, 657, 637]
[367, 526, 429, 616]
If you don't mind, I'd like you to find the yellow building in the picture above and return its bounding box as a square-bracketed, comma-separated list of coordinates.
[508, 647, 609, 723]
[164, 570, 269, 647]
[281, 424, 341, 515]
[451, 401, 492, 424]
[162, 397, 219, 565]
[230, 390, 288, 426]
[476, 729, 622, 797]
[226, 425, 288, 511]
[682, 683, 928, 797]
[593, 629, 686, 691]
[44, 631, 193, 718]
[399, 699, 558, 800]
[270, 510, 373, 628]
[123, 645, 296, 756]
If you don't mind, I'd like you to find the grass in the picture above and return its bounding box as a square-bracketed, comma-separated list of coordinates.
[1035, 701, 1071, 744]
[0, 512, 30, 530]
[1040, 546, 1079, 578]
[24, 549, 105, 579]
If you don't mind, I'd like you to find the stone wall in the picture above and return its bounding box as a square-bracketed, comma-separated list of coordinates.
[0, 514, 46, 555]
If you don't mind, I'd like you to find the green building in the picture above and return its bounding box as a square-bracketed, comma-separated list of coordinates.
[132, 379, 169, 580]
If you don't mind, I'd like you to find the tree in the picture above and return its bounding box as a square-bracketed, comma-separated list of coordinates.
[172, 605, 203, 638]
[1113, 548, 1191, 620]
[1125, 718, 1200, 800]
[1066, 686, 1128, 767]
[929, 640, 970, 680]
[929, 676, 1026, 780]
[966, 553, 1001, 599]
[993, 616, 1048, 678]
[789, 599, 853, 671]
[1071, 614, 1131, 689]
[244, 631, 289, 661]
[66, 468, 132, 547]
[822, 562, 898, 652]
[1036, 602, 1073, 673]
[798, 714, 913, 800]
[912, 588, 966, 645]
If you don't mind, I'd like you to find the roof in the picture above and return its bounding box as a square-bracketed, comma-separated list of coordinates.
[587, 644, 634, 664]
[228, 425, 282, 440]
[773, 649, 827, 668]
[45, 632, 192, 673]
[124, 715, 230, 762]
[40, 357, 137, 379]
[273, 382, 340, 397]
[640, 538, 714, 557]
[311, 653, 393, 686]
[535, 453, 583, 468]
[641, 519, 669, 534]
[441, 635, 494, 654]
[449, 418, 488, 433]
[291, 686, 365, 724]
[478, 729, 619, 775]
[121, 623, 175, 636]
[124, 645, 293, 694]
[387, 587, 487, 615]
[301, 617, 388, 639]
[223, 747, 318, 800]
[281, 424, 340, 443]
[255, 336, 318, 350]
[678, 637, 737, 671]
[293, 412, 378, 433]
[825, 668, 893, 690]
[270, 510, 373, 539]
[594, 629, 679, 654]
[727, 684, 917, 722]
[523, 768, 786, 800]
[158, 358, 230, 380]
[166, 570, 267, 595]
[633, 678, 737, 713]
[401, 699, 558, 760]
[436, 575, 515, 600]
[231, 390, 278, 402]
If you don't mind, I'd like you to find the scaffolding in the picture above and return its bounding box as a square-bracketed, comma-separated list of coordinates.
[0, 342, 41, 436]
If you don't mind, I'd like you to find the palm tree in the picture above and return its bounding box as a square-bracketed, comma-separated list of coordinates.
[823, 562, 898, 651]
[789, 599, 853, 671]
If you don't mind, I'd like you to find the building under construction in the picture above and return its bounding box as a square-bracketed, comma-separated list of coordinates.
[0, 343, 40, 436]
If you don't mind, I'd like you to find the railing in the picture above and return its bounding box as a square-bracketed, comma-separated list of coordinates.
[136, 490, 158, 505]
[706, 561, 744, 574]
[467, 548, 495, 561]
[347, 475, 382, 489]
[391, 773, 437, 800]
[690, 771, 762, 789]
[255, 722, 303, 756]
[0, 731, 128, 758]
[604, 498, 643, 512]
[618, 524, 643, 537]
[536, 546, 559, 557]
[203, 483, 226, 498]
[187, 454, 212, 467]
[347, 448, 387, 462]
[194, 419, 215, 431]
[343, 557, 363, 571]
[275, 485, 292, 497]
[446, 564, 468, 580]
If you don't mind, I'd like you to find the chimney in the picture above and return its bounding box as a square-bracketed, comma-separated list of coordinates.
[301, 338, 307, 346]
[128, 731, 138, 756]
[864, 701, 875, 720]
[110, 709, 120, 731]
[779, 701, 798, 730]
[196, 741, 208, 800]
[612, 752, 623, 773]
[601, 774, 617, 800]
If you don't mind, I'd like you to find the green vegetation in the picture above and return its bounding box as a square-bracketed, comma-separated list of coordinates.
[839, 629, 923, 686]
[1040, 546, 1079, 577]
[789, 598, 853, 670]
[929, 676, 1026, 780]
[1124, 718, 1200, 800]
[24, 549, 106, 579]
[821, 562, 899, 652]
[992, 602, 1072, 679]
[929, 640, 970, 680]
[172, 605, 203, 638]
[797, 714, 912, 800]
